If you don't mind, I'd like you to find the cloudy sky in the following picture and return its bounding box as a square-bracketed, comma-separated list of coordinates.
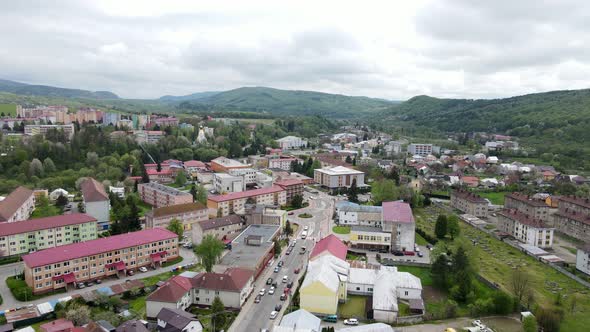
[2, 0, 589, 100]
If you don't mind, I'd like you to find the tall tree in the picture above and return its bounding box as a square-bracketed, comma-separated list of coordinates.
[175, 170, 187, 187]
[431, 253, 450, 289]
[511, 268, 531, 304]
[194, 234, 225, 272]
[447, 215, 460, 240]
[43, 157, 56, 173]
[55, 194, 69, 208]
[211, 296, 226, 330]
[435, 215, 448, 239]
[285, 220, 293, 237]
[166, 218, 184, 241]
[291, 194, 303, 209]
[347, 178, 359, 203]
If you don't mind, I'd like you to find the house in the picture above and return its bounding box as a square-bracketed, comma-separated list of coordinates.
[95, 320, 116, 332]
[49, 188, 69, 201]
[0, 186, 35, 223]
[134, 130, 164, 144]
[460, 176, 480, 188]
[450, 190, 488, 218]
[80, 178, 110, 229]
[276, 136, 307, 150]
[115, 320, 149, 332]
[191, 267, 254, 308]
[146, 275, 193, 318]
[274, 309, 321, 332]
[300, 255, 350, 315]
[576, 244, 590, 276]
[184, 161, 207, 177]
[156, 308, 202, 332]
[40, 319, 74, 332]
[314, 166, 366, 190]
[268, 157, 300, 171]
[109, 186, 125, 199]
[146, 202, 208, 234]
[191, 214, 245, 244]
[309, 234, 348, 261]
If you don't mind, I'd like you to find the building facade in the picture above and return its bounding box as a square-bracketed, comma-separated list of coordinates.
[504, 193, 554, 223]
[276, 136, 307, 150]
[80, 178, 111, 228]
[450, 189, 488, 217]
[145, 202, 209, 233]
[134, 130, 164, 144]
[497, 209, 554, 248]
[191, 215, 245, 244]
[210, 157, 250, 173]
[138, 182, 193, 208]
[407, 144, 433, 156]
[0, 186, 35, 223]
[207, 186, 286, 217]
[576, 244, 590, 276]
[275, 179, 304, 203]
[23, 228, 178, 294]
[213, 173, 244, 193]
[24, 124, 75, 140]
[554, 196, 590, 242]
[314, 166, 366, 189]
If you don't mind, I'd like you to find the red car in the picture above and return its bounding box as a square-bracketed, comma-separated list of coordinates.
[288, 212, 295, 215]
[403, 251, 415, 256]
[294, 268, 300, 274]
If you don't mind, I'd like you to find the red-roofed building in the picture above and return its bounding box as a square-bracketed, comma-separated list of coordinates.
[554, 195, 590, 242]
[146, 169, 175, 183]
[0, 213, 97, 256]
[0, 186, 35, 223]
[23, 228, 178, 294]
[460, 176, 479, 188]
[382, 201, 416, 251]
[275, 179, 304, 203]
[80, 178, 110, 226]
[207, 186, 286, 217]
[146, 275, 193, 317]
[310, 234, 348, 261]
[451, 189, 488, 217]
[498, 209, 554, 248]
[40, 319, 74, 332]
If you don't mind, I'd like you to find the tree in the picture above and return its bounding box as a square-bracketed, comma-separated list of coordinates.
[86, 152, 99, 167]
[450, 245, 474, 303]
[194, 184, 207, 204]
[435, 215, 448, 239]
[492, 291, 513, 315]
[511, 268, 531, 304]
[43, 157, 56, 173]
[431, 253, 450, 289]
[274, 240, 281, 258]
[55, 194, 69, 208]
[291, 194, 304, 209]
[194, 234, 225, 272]
[447, 215, 460, 240]
[211, 296, 226, 330]
[347, 178, 359, 203]
[167, 218, 184, 241]
[29, 158, 44, 177]
[65, 304, 91, 326]
[536, 307, 563, 332]
[133, 180, 138, 192]
[285, 220, 293, 237]
[190, 184, 198, 202]
[77, 201, 85, 213]
[175, 170, 187, 187]
[371, 179, 398, 205]
[522, 315, 538, 332]
[345, 155, 352, 163]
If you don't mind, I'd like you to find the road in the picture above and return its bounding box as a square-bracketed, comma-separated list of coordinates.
[0, 247, 197, 310]
[229, 189, 335, 332]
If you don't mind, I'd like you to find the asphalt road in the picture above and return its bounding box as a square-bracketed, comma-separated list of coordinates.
[229, 189, 335, 332]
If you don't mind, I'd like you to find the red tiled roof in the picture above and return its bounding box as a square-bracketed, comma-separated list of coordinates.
[80, 178, 109, 202]
[382, 201, 414, 223]
[555, 210, 590, 226]
[22, 228, 177, 268]
[310, 234, 347, 261]
[191, 267, 253, 292]
[146, 169, 173, 175]
[559, 195, 590, 209]
[147, 275, 192, 303]
[40, 319, 74, 332]
[274, 179, 304, 188]
[506, 192, 548, 207]
[0, 186, 34, 221]
[0, 213, 96, 236]
[208, 186, 285, 203]
[452, 189, 487, 203]
[184, 160, 206, 168]
[498, 209, 550, 228]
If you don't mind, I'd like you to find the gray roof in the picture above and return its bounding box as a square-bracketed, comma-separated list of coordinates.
[336, 201, 382, 214]
[156, 308, 201, 332]
[279, 309, 321, 332]
[220, 224, 280, 271]
[338, 323, 395, 332]
[351, 225, 386, 233]
[116, 320, 149, 332]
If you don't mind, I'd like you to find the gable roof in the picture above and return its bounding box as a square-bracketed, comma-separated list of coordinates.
[309, 234, 347, 261]
[115, 320, 149, 332]
[147, 276, 192, 303]
[81, 178, 109, 202]
[156, 308, 200, 332]
[382, 201, 414, 224]
[207, 186, 284, 203]
[279, 309, 321, 331]
[198, 214, 243, 231]
[0, 186, 34, 221]
[191, 267, 253, 292]
[0, 213, 96, 237]
[302, 255, 349, 292]
[147, 202, 206, 218]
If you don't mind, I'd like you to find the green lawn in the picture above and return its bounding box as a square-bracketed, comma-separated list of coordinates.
[0, 104, 17, 116]
[396, 266, 433, 286]
[136, 200, 153, 217]
[332, 226, 351, 234]
[338, 295, 367, 319]
[190, 307, 238, 332]
[398, 301, 411, 316]
[415, 232, 430, 245]
[477, 191, 509, 205]
[30, 205, 61, 219]
[298, 213, 313, 218]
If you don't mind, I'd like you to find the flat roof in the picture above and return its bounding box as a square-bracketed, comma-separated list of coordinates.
[314, 166, 364, 176]
[219, 224, 280, 270]
[351, 225, 387, 233]
[139, 182, 192, 197]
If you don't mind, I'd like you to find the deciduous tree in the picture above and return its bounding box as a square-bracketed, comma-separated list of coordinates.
[167, 218, 184, 241]
[194, 234, 225, 272]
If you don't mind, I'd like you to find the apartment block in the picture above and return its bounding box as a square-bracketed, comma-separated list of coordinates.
[554, 196, 590, 242]
[407, 144, 433, 156]
[207, 186, 286, 217]
[0, 186, 35, 223]
[23, 228, 178, 294]
[80, 178, 110, 228]
[450, 189, 488, 217]
[275, 136, 307, 150]
[214, 173, 244, 193]
[576, 244, 590, 276]
[275, 179, 304, 203]
[314, 166, 366, 190]
[0, 214, 97, 257]
[145, 202, 208, 233]
[268, 157, 299, 171]
[210, 157, 251, 173]
[24, 124, 75, 140]
[504, 192, 554, 223]
[497, 209, 554, 248]
[138, 182, 193, 208]
[134, 130, 164, 144]
[191, 214, 245, 244]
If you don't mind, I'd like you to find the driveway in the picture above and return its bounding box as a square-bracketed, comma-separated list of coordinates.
[0, 247, 196, 310]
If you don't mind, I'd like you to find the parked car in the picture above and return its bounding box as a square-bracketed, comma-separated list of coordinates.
[285, 249, 291, 255]
[344, 318, 359, 325]
[274, 266, 280, 273]
[270, 311, 278, 320]
[403, 251, 415, 256]
[254, 295, 261, 303]
[417, 252, 424, 258]
[259, 289, 266, 296]
[280, 293, 287, 301]
[426, 244, 433, 250]
[127, 270, 135, 276]
[275, 304, 283, 311]
[85, 281, 94, 287]
[267, 278, 273, 285]
[272, 282, 278, 288]
[77, 282, 86, 289]
[304, 225, 309, 230]
[287, 281, 294, 288]
[294, 268, 300, 274]
[288, 212, 294, 215]
[323, 315, 338, 323]
[282, 275, 288, 283]
[278, 261, 284, 267]
[95, 279, 102, 284]
[139, 267, 148, 273]
[393, 251, 404, 256]
[268, 287, 275, 295]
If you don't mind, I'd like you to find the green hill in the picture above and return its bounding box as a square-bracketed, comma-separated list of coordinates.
[0, 79, 119, 99]
[373, 89, 590, 170]
[0, 104, 17, 116]
[178, 86, 392, 118]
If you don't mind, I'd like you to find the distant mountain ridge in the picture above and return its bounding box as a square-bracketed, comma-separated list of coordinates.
[0, 79, 118, 99]
[158, 91, 220, 102]
[176, 86, 393, 118]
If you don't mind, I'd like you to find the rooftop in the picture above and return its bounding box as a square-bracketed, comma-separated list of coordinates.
[81, 178, 109, 202]
[274, 179, 304, 187]
[279, 309, 321, 331]
[22, 228, 177, 268]
[314, 166, 363, 176]
[351, 225, 387, 233]
[0, 213, 96, 237]
[220, 224, 280, 270]
[0, 186, 34, 221]
[310, 234, 348, 261]
[156, 308, 200, 331]
[184, 160, 206, 168]
[211, 157, 249, 168]
[208, 186, 285, 203]
[198, 214, 243, 231]
[559, 195, 590, 209]
[276, 136, 303, 142]
[452, 189, 487, 204]
[139, 182, 192, 197]
[146, 275, 192, 303]
[506, 192, 548, 207]
[146, 202, 207, 218]
[382, 201, 414, 224]
[191, 267, 253, 292]
[336, 201, 382, 214]
[498, 209, 551, 228]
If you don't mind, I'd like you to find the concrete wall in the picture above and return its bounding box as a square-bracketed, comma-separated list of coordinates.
[85, 200, 110, 223]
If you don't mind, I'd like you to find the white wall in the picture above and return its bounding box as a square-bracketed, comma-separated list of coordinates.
[396, 287, 422, 300]
[85, 200, 110, 223]
[373, 309, 397, 323]
[338, 211, 358, 225]
[193, 288, 242, 308]
[576, 249, 590, 276]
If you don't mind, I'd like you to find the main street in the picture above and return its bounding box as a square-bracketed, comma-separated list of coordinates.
[229, 189, 335, 332]
[0, 247, 197, 310]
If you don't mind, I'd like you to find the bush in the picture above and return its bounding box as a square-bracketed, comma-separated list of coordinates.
[6, 275, 65, 301]
[416, 227, 437, 245]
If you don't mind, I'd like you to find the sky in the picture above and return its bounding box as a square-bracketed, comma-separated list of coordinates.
[2, 0, 590, 100]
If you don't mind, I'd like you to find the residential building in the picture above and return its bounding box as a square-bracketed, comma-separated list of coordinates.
[22, 228, 178, 294]
[336, 201, 382, 227]
[134, 130, 164, 144]
[103, 112, 120, 126]
[314, 166, 366, 190]
[109, 186, 125, 199]
[145, 202, 208, 233]
[407, 144, 433, 156]
[116, 320, 149, 332]
[300, 254, 350, 315]
[273, 309, 321, 332]
[146, 169, 175, 184]
[276, 136, 307, 150]
[227, 168, 257, 185]
[146, 276, 194, 318]
[382, 201, 416, 252]
[576, 244, 590, 276]
[504, 192, 554, 223]
[150, 116, 179, 128]
[275, 179, 304, 203]
[184, 160, 207, 177]
[0, 186, 35, 223]
[24, 124, 75, 140]
[371, 266, 422, 323]
[338, 324, 395, 332]
[207, 186, 286, 217]
[497, 209, 554, 248]
[384, 141, 403, 156]
[243, 205, 287, 228]
[213, 173, 244, 193]
[191, 267, 254, 308]
[554, 196, 590, 242]
[156, 308, 202, 332]
[0, 213, 97, 257]
[210, 157, 250, 173]
[268, 157, 299, 171]
[138, 182, 193, 208]
[191, 215, 245, 244]
[40, 319, 74, 332]
[310, 234, 348, 262]
[450, 189, 488, 218]
[49, 188, 69, 201]
[80, 178, 111, 229]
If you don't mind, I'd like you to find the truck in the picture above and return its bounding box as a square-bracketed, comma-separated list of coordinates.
[301, 231, 307, 239]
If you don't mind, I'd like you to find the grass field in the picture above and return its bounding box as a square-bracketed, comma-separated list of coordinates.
[0, 104, 17, 116]
[338, 295, 367, 319]
[414, 205, 590, 331]
[478, 191, 509, 205]
[333, 225, 351, 234]
[396, 266, 433, 286]
[415, 232, 430, 245]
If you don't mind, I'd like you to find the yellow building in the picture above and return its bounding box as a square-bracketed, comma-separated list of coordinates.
[300, 255, 349, 315]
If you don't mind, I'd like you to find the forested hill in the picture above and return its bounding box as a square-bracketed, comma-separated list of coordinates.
[374, 89, 590, 169]
[176, 86, 392, 118]
[0, 79, 119, 99]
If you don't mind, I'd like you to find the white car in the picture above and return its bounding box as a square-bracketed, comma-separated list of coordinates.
[139, 267, 148, 273]
[270, 311, 278, 319]
[304, 225, 309, 231]
[472, 320, 483, 327]
[282, 275, 288, 283]
[259, 289, 266, 296]
[268, 286, 275, 295]
[344, 318, 359, 325]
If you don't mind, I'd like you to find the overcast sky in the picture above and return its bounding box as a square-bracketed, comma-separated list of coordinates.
[2, 0, 590, 100]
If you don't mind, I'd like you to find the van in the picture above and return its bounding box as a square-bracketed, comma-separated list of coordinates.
[323, 315, 338, 323]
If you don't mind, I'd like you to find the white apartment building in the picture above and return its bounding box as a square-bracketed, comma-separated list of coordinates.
[314, 166, 366, 189]
[24, 124, 75, 140]
[407, 144, 433, 156]
[214, 173, 244, 193]
[498, 209, 554, 248]
[576, 245, 590, 276]
[134, 130, 164, 144]
[276, 136, 307, 150]
[0, 186, 35, 223]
